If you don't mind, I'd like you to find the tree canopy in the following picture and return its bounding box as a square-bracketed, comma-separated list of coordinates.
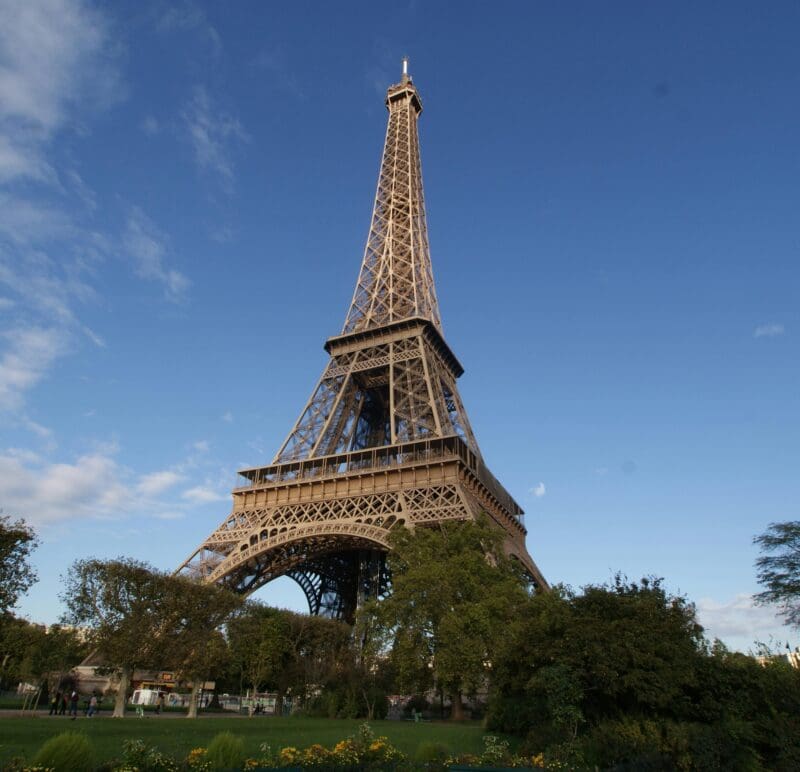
[368, 517, 530, 720]
[227, 602, 351, 715]
[487, 575, 800, 769]
[0, 514, 38, 617]
[0, 617, 88, 692]
[754, 520, 800, 627]
[60, 558, 241, 717]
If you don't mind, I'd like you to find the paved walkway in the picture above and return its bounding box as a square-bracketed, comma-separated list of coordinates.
[0, 708, 253, 719]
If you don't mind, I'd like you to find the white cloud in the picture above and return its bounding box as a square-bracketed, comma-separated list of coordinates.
[0, 194, 72, 245]
[137, 470, 184, 497]
[754, 323, 785, 338]
[221, 411, 233, 423]
[156, 2, 222, 57]
[0, 449, 132, 525]
[531, 481, 546, 498]
[192, 440, 210, 452]
[182, 86, 247, 187]
[153, 511, 185, 521]
[0, 0, 118, 418]
[0, 442, 230, 526]
[0, 326, 68, 411]
[696, 594, 787, 651]
[0, 0, 118, 183]
[182, 485, 226, 504]
[123, 207, 190, 301]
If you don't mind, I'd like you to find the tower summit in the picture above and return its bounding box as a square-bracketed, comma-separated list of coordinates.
[178, 63, 548, 619]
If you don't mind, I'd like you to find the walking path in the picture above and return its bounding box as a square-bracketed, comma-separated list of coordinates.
[0, 708, 253, 719]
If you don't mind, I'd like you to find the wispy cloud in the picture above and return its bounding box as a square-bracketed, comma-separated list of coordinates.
[182, 485, 226, 504]
[696, 594, 786, 651]
[182, 86, 248, 188]
[0, 0, 120, 429]
[0, 0, 119, 184]
[530, 481, 546, 498]
[754, 323, 784, 339]
[123, 207, 190, 301]
[137, 470, 185, 497]
[141, 115, 160, 136]
[0, 327, 68, 411]
[0, 442, 230, 526]
[156, 1, 222, 57]
[0, 448, 131, 525]
[252, 49, 305, 99]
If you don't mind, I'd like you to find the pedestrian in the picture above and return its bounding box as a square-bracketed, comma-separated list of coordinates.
[59, 693, 67, 715]
[88, 694, 98, 717]
[49, 691, 60, 715]
[69, 689, 79, 719]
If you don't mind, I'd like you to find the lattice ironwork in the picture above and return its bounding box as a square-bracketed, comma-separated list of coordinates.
[177, 61, 548, 620]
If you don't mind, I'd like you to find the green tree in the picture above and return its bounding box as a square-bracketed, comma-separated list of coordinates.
[487, 575, 800, 768]
[160, 576, 242, 718]
[377, 517, 530, 720]
[228, 603, 291, 714]
[60, 558, 173, 717]
[61, 559, 242, 718]
[0, 515, 38, 617]
[351, 600, 396, 719]
[487, 576, 705, 740]
[227, 603, 350, 715]
[0, 618, 88, 693]
[754, 520, 800, 627]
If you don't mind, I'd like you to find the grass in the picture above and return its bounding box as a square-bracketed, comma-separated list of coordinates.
[0, 714, 500, 766]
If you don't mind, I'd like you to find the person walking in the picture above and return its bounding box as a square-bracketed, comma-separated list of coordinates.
[59, 692, 67, 715]
[87, 694, 98, 717]
[69, 690, 79, 719]
[49, 691, 60, 716]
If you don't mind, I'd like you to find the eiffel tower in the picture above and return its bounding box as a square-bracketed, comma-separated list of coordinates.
[177, 60, 548, 620]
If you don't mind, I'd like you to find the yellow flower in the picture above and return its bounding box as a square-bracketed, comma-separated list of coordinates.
[279, 745, 302, 764]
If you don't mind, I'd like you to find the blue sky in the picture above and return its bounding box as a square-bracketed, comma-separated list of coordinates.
[1, 0, 797, 652]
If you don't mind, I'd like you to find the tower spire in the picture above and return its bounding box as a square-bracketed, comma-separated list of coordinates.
[342, 61, 441, 334]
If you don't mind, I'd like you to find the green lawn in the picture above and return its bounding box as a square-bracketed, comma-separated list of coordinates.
[0, 714, 502, 766]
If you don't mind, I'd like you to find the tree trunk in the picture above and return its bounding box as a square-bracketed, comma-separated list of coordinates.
[275, 691, 284, 717]
[450, 691, 466, 721]
[187, 681, 201, 719]
[112, 667, 130, 718]
[362, 688, 374, 720]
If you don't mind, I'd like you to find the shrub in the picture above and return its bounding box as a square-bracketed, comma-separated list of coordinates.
[186, 747, 210, 770]
[120, 738, 178, 771]
[205, 732, 245, 770]
[414, 741, 451, 770]
[31, 732, 94, 772]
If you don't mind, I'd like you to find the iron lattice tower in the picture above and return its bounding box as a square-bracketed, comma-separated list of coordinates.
[178, 61, 548, 620]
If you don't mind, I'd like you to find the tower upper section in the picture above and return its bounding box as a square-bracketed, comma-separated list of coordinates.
[342, 60, 442, 335]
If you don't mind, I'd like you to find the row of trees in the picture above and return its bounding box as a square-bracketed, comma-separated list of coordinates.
[3, 511, 800, 765]
[51, 518, 524, 721]
[486, 576, 800, 768]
